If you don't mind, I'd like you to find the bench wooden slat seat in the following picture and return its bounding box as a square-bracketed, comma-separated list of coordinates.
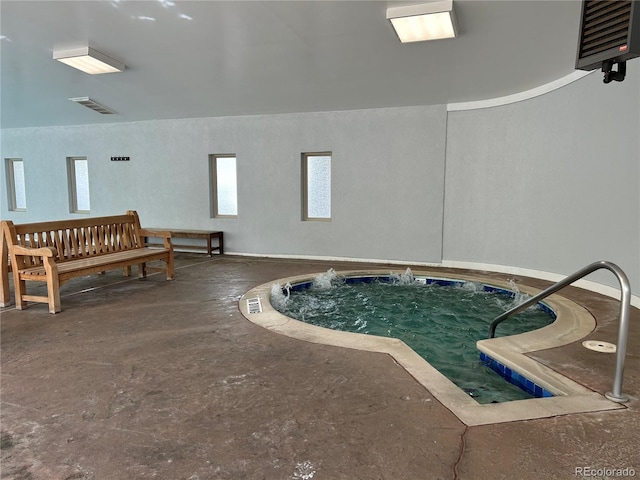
[16, 249, 172, 279]
[1, 210, 174, 314]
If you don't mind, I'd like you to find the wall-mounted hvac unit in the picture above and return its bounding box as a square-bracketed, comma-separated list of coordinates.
[576, 0, 640, 83]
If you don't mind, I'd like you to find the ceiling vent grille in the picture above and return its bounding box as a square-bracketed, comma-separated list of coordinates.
[576, 0, 640, 72]
[69, 97, 116, 114]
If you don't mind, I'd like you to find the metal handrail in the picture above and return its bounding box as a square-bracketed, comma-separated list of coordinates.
[488, 260, 632, 403]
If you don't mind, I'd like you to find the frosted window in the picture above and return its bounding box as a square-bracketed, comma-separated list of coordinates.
[13, 161, 26, 209]
[304, 154, 331, 220]
[212, 155, 238, 217]
[6, 158, 26, 210]
[68, 157, 90, 213]
[74, 160, 91, 211]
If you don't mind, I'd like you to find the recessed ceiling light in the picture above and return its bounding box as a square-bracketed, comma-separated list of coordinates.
[54, 47, 125, 75]
[69, 97, 117, 114]
[387, 1, 458, 43]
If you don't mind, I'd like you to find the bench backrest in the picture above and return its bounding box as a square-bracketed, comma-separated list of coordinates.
[2, 210, 145, 269]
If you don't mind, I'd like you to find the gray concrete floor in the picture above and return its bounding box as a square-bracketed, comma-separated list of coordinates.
[1, 254, 638, 480]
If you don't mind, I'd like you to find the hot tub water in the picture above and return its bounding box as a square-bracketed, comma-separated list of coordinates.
[271, 269, 555, 404]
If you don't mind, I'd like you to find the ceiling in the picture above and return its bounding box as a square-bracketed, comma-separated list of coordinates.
[1, 0, 584, 129]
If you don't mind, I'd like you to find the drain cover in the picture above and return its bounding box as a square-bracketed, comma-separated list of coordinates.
[582, 340, 616, 353]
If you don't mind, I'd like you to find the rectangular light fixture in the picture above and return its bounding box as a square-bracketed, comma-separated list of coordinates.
[387, 1, 458, 43]
[54, 47, 125, 74]
[69, 97, 116, 114]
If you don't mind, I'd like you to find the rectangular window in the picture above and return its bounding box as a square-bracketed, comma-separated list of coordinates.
[5, 158, 27, 211]
[210, 154, 238, 217]
[302, 152, 331, 221]
[67, 157, 91, 213]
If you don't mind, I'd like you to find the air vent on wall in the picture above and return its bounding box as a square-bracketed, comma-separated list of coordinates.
[69, 97, 116, 114]
[576, 0, 640, 83]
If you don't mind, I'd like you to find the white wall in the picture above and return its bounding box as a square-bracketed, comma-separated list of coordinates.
[2, 64, 639, 298]
[0, 105, 447, 264]
[444, 62, 640, 295]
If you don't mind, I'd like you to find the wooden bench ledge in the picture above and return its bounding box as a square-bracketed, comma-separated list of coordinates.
[145, 229, 223, 256]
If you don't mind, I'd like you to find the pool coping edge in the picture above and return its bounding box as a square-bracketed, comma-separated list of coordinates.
[239, 269, 625, 426]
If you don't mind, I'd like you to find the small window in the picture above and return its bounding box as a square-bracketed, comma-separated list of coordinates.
[302, 152, 331, 221]
[5, 158, 27, 211]
[210, 154, 238, 217]
[67, 157, 91, 213]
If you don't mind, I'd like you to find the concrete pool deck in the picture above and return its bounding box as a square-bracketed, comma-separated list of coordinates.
[1, 254, 638, 479]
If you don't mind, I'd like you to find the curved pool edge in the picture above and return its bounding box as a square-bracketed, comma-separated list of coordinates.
[239, 269, 625, 426]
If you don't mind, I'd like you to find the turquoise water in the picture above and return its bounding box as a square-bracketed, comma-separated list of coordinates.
[272, 274, 555, 404]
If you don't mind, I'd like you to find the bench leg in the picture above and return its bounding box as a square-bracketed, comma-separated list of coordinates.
[43, 257, 61, 313]
[210, 232, 223, 254]
[13, 277, 27, 310]
[138, 262, 147, 279]
[46, 275, 62, 314]
[1, 270, 11, 307]
[166, 255, 174, 280]
[1, 231, 11, 306]
[123, 266, 132, 277]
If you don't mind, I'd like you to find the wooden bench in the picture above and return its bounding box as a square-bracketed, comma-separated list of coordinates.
[145, 229, 223, 256]
[0, 210, 174, 314]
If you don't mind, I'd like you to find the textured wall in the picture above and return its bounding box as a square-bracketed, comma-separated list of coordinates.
[2, 65, 638, 296]
[444, 63, 639, 293]
[0, 105, 447, 264]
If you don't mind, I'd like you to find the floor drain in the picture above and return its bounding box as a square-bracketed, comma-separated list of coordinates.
[582, 340, 616, 353]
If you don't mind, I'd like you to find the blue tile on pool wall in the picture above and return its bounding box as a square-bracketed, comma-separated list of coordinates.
[291, 282, 313, 292]
[479, 352, 554, 399]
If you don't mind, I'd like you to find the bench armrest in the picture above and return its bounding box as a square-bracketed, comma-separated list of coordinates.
[139, 229, 173, 250]
[10, 245, 58, 257]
